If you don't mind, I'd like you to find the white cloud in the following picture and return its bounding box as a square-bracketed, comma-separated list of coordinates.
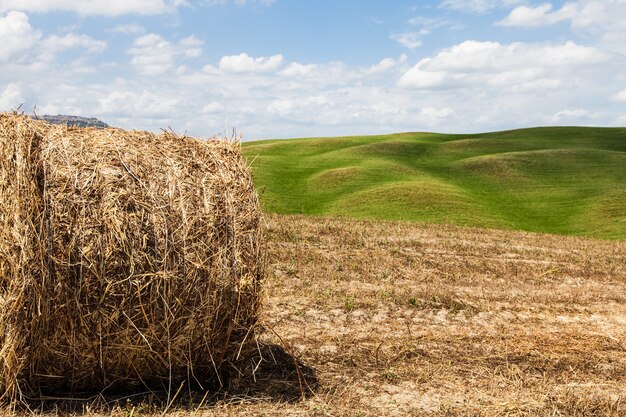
[408, 16, 457, 34]
[572, 0, 626, 53]
[97, 89, 179, 118]
[179, 36, 203, 58]
[2, 11, 624, 141]
[0, 11, 41, 62]
[203, 0, 276, 5]
[612, 88, 626, 102]
[367, 55, 407, 74]
[398, 40, 607, 90]
[0, 83, 24, 110]
[393, 17, 458, 52]
[129, 34, 174, 75]
[601, 30, 626, 50]
[169, 54, 463, 137]
[277, 61, 348, 83]
[498, 1, 626, 34]
[499, 2, 578, 26]
[498, 1, 626, 53]
[267, 96, 330, 117]
[42, 33, 107, 54]
[408, 16, 438, 29]
[390, 32, 422, 49]
[0, 11, 107, 67]
[420, 107, 454, 123]
[129, 33, 204, 75]
[440, 0, 523, 14]
[274, 56, 405, 86]
[110, 24, 146, 34]
[219, 53, 283, 73]
[279, 62, 318, 77]
[0, 0, 185, 16]
[548, 108, 600, 124]
[14, 44, 623, 140]
[567, 0, 626, 30]
[202, 101, 225, 113]
[399, 69, 448, 89]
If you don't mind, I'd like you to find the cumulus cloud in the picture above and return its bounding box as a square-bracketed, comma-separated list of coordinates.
[440, 0, 523, 14]
[268, 96, 330, 117]
[499, 1, 626, 31]
[167, 53, 462, 137]
[0, 0, 185, 16]
[204, 0, 276, 5]
[275, 55, 405, 85]
[42, 33, 107, 54]
[498, 1, 626, 53]
[548, 108, 600, 124]
[408, 16, 456, 33]
[202, 101, 225, 113]
[398, 40, 607, 90]
[129, 34, 204, 75]
[391, 17, 458, 51]
[571, 0, 626, 53]
[110, 24, 146, 34]
[179, 36, 203, 58]
[420, 107, 454, 123]
[499, 2, 578, 26]
[2, 4, 624, 140]
[0, 83, 24, 110]
[276, 61, 349, 83]
[0, 11, 108, 69]
[367, 55, 407, 74]
[129, 34, 175, 75]
[570, 0, 626, 29]
[219, 53, 284, 73]
[612, 88, 626, 102]
[0, 11, 41, 62]
[391, 16, 464, 74]
[279, 62, 318, 77]
[390, 32, 422, 49]
[11, 41, 622, 140]
[97, 89, 179, 118]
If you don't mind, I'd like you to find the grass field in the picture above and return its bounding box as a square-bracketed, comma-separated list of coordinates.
[14, 214, 626, 416]
[243, 127, 626, 239]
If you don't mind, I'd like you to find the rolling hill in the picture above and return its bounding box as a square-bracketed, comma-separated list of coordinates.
[242, 127, 626, 239]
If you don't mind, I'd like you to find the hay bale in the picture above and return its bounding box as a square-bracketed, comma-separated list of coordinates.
[0, 113, 263, 401]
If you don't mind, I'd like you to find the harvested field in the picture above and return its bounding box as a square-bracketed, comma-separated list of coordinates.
[5, 214, 626, 416]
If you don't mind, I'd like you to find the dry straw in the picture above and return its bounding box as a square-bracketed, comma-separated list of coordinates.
[0, 113, 263, 402]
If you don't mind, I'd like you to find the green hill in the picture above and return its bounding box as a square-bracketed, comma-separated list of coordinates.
[242, 127, 626, 239]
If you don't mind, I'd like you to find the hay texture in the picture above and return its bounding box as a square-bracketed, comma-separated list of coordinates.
[0, 113, 263, 401]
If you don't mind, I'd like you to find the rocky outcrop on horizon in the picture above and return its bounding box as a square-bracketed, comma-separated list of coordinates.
[34, 114, 109, 128]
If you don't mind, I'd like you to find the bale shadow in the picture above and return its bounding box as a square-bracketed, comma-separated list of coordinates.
[225, 341, 319, 403]
[21, 342, 318, 414]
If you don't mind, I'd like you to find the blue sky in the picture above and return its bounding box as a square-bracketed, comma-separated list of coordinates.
[1, 0, 625, 139]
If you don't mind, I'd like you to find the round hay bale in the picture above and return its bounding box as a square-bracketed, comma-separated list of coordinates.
[0, 113, 263, 401]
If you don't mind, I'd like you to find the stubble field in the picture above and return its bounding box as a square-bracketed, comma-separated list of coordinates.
[15, 213, 625, 416]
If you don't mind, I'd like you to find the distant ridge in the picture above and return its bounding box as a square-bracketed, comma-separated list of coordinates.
[34, 114, 108, 128]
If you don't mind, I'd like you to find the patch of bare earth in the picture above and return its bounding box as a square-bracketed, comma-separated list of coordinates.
[9, 215, 626, 416]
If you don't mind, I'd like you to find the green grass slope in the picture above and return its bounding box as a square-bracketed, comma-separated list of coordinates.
[242, 127, 626, 239]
